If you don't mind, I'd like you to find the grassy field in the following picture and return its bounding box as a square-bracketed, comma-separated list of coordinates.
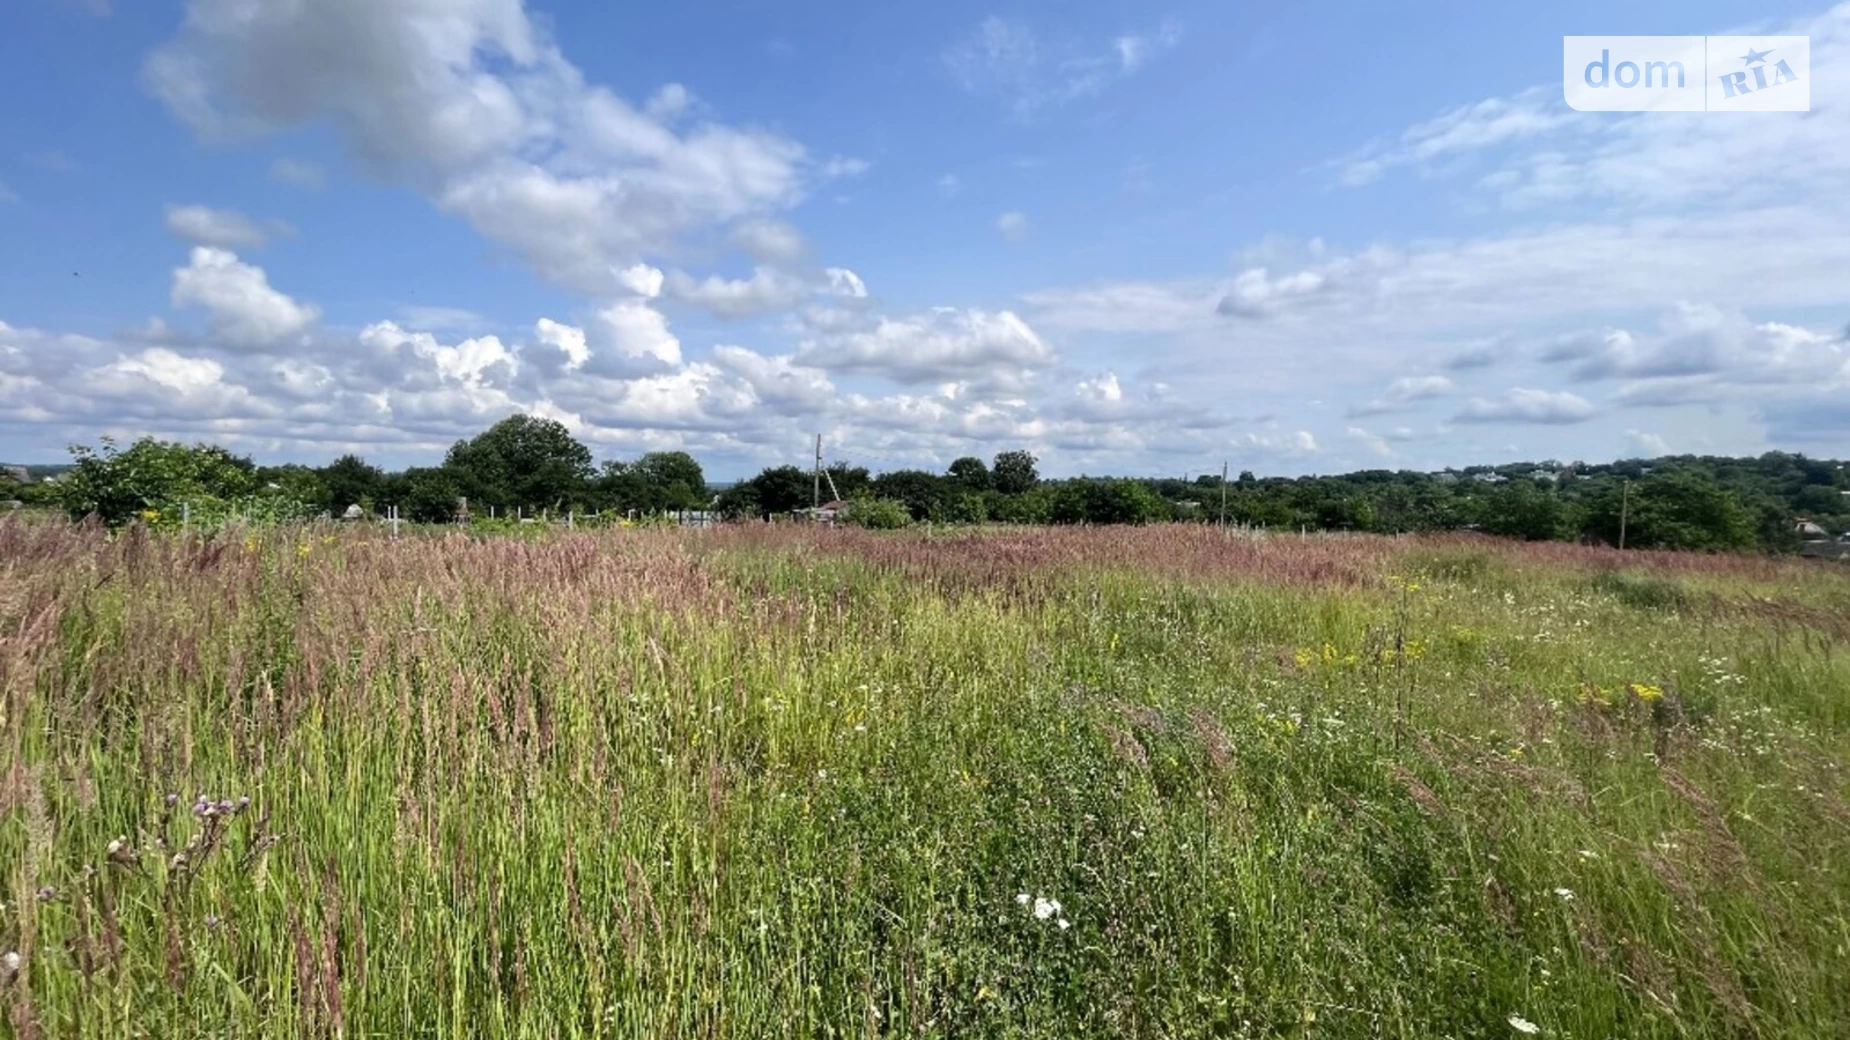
[3, 520, 1849, 1038]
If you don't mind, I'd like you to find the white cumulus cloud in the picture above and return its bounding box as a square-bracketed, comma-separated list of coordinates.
[170, 247, 319, 347]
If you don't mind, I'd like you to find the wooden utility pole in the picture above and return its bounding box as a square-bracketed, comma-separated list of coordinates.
[1618, 479, 1630, 550]
[1217, 461, 1230, 531]
[812, 434, 823, 509]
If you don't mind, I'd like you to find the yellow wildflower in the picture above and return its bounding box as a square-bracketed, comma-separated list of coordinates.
[1631, 683, 1664, 703]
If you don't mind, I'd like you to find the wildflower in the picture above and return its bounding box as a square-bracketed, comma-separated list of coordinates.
[1577, 849, 1599, 861]
[1015, 893, 1030, 906]
[165, 792, 179, 808]
[1631, 683, 1664, 703]
[1508, 1014, 1540, 1034]
[1552, 887, 1575, 902]
[1057, 918, 1071, 930]
[2, 951, 18, 978]
[1032, 896, 1062, 921]
[35, 886, 55, 903]
[1293, 648, 1313, 669]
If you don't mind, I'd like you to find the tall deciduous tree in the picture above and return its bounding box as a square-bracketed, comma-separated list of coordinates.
[444, 415, 592, 512]
[991, 450, 1039, 495]
[321, 454, 385, 515]
[947, 456, 991, 492]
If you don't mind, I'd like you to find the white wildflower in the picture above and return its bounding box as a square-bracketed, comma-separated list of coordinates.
[1057, 918, 1071, 930]
[1032, 896, 1062, 921]
[2, 951, 18, 974]
[1553, 887, 1575, 901]
[1015, 893, 1030, 906]
[1577, 849, 1599, 860]
[1507, 1013, 1540, 1034]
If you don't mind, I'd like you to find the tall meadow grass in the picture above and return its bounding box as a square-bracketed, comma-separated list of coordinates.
[2, 519, 1847, 1037]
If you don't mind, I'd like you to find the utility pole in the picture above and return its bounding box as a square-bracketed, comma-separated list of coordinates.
[1217, 461, 1230, 531]
[813, 433, 822, 509]
[1618, 479, 1630, 551]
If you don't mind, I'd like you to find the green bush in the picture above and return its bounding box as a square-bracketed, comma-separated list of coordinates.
[845, 496, 912, 530]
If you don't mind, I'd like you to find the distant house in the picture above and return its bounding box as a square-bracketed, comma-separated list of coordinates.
[1797, 519, 1830, 541]
[795, 500, 848, 525]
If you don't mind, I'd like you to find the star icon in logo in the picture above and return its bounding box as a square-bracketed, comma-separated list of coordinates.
[1739, 46, 1774, 66]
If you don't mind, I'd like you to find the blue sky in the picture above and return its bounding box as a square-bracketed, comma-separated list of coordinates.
[1, 0, 1845, 478]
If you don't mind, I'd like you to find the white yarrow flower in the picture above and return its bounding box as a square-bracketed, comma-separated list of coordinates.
[1508, 1013, 1540, 1034]
[1032, 896, 1061, 921]
[1553, 887, 1575, 901]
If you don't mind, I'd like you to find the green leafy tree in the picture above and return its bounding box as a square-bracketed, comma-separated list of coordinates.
[257, 464, 328, 512]
[400, 467, 464, 524]
[633, 451, 709, 511]
[870, 469, 949, 521]
[721, 465, 812, 518]
[1480, 480, 1572, 541]
[713, 482, 763, 520]
[598, 451, 710, 513]
[943, 492, 988, 524]
[824, 463, 872, 500]
[991, 450, 1040, 495]
[321, 454, 385, 515]
[1583, 471, 1755, 551]
[947, 456, 991, 492]
[58, 437, 258, 525]
[444, 415, 593, 513]
[1049, 479, 1170, 525]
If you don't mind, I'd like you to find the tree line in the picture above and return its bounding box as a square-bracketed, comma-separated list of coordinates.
[4, 415, 1846, 552]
